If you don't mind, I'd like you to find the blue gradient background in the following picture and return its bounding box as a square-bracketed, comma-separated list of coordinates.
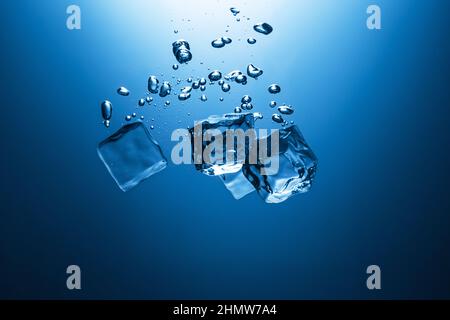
[1, 0, 450, 299]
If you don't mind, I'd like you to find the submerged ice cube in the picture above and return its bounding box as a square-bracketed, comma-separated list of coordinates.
[243, 125, 318, 203]
[220, 170, 256, 200]
[97, 121, 167, 192]
[189, 113, 256, 176]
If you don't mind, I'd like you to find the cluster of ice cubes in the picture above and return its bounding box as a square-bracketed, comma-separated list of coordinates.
[96, 7, 316, 202]
[97, 113, 317, 204]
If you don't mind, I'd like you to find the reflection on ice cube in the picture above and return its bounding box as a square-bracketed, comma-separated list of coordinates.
[243, 125, 318, 203]
[220, 170, 256, 200]
[97, 121, 167, 192]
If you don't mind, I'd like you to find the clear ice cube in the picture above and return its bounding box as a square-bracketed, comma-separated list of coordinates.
[189, 113, 256, 176]
[97, 121, 167, 192]
[243, 125, 318, 203]
[220, 170, 256, 200]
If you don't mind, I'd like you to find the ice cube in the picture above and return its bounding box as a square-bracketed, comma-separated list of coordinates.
[97, 121, 167, 192]
[189, 113, 256, 176]
[243, 125, 318, 203]
[220, 170, 256, 200]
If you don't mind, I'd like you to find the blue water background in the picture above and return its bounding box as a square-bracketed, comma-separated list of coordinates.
[1, 0, 450, 298]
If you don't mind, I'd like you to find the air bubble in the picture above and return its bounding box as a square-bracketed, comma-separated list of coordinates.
[208, 70, 222, 81]
[247, 64, 263, 79]
[172, 40, 192, 64]
[268, 84, 281, 94]
[241, 95, 252, 103]
[254, 23, 273, 35]
[235, 74, 247, 84]
[178, 92, 191, 101]
[253, 112, 263, 120]
[101, 100, 113, 121]
[159, 81, 172, 97]
[211, 38, 225, 48]
[221, 83, 231, 92]
[181, 86, 192, 93]
[278, 104, 295, 115]
[222, 37, 232, 44]
[230, 7, 240, 16]
[272, 114, 284, 123]
[148, 76, 160, 94]
[117, 87, 130, 96]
